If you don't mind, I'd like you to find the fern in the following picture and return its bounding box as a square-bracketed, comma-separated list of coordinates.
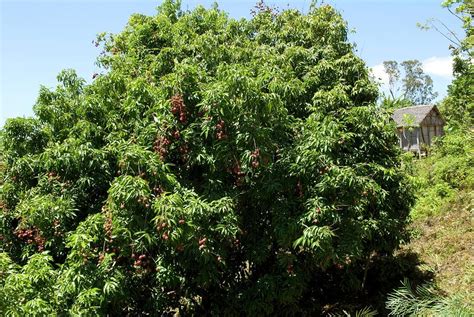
[386, 278, 473, 316]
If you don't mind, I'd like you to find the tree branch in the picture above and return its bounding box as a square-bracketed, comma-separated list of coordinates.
[429, 21, 462, 47]
[447, 7, 464, 22]
[437, 19, 463, 45]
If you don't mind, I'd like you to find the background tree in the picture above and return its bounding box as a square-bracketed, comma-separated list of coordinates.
[401, 59, 438, 105]
[381, 59, 438, 109]
[383, 60, 401, 100]
[0, 1, 413, 315]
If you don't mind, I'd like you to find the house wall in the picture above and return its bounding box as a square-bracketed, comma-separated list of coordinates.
[398, 127, 420, 151]
[419, 109, 445, 147]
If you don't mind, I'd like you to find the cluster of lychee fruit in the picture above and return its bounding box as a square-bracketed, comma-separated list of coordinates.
[198, 237, 207, 250]
[215, 119, 227, 140]
[131, 253, 153, 270]
[47, 171, 58, 181]
[98, 252, 106, 264]
[104, 214, 113, 241]
[179, 143, 189, 156]
[250, 148, 260, 169]
[52, 219, 64, 237]
[153, 135, 171, 159]
[137, 195, 150, 209]
[153, 130, 189, 163]
[153, 186, 164, 196]
[171, 94, 187, 124]
[15, 227, 46, 251]
[157, 222, 170, 241]
[231, 162, 245, 186]
[151, 94, 191, 162]
[172, 129, 181, 140]
[319, 166, 330, 175]
[157, 218, 187, 242]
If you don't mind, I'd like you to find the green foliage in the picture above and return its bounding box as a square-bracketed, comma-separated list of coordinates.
[379, 97, 412, 112]
[0, 252, 58, 316]
[2, 118, 49, 161]
[0, 132, 4, 185]
[439, 0, 473, 129]
[440, 56, 473, 128]
[410, 129, 473, 219]
[0, 1, 412, 315]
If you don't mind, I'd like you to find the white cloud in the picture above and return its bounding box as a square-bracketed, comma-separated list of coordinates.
[422, 56, 453, 78]
[370, 63, 389, 85]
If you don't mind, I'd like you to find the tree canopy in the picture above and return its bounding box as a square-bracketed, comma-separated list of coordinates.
[0, 1, 412, 315]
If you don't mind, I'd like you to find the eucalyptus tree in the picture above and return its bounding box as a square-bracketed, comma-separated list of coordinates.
[381, 59, 438, 108]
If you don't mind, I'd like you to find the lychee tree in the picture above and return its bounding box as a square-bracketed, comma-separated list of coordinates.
[0, 1, 412, 315]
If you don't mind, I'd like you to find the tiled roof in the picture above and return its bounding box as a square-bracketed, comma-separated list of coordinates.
[392, 105, 437, 127]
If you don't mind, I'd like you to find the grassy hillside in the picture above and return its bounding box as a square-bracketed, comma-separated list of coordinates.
[409, 198, 473, 300]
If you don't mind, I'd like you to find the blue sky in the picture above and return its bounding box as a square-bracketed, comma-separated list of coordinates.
[0, 0, 463, 127]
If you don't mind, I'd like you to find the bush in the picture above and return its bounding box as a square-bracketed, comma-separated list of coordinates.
[0, 1, 412, 315]
[410, 129, 473, 219]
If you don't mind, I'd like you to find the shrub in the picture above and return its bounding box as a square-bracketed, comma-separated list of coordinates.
[410, 129, 473, 219]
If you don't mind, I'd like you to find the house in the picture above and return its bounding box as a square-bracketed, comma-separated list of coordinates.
[392, 105, 445, 155]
